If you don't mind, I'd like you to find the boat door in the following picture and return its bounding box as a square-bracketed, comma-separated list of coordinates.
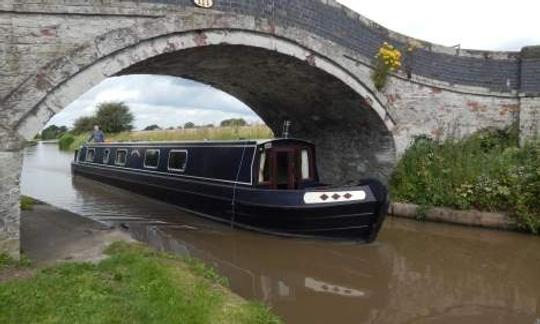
[257, 142, 316, 190]
[273, 148, 297, 190]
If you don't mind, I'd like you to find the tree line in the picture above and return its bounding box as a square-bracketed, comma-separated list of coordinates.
[38, 101, 251, 139]
[143, 118, 248, 131]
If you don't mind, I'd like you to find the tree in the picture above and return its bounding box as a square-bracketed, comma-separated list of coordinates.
[95, 102, 134, 133]
[144, 124, 161, 131]
[184, 122, 196, 129]
[72, 116, 97, 134]
[220, 118, 247, 127]
[41, 125, 68, 140]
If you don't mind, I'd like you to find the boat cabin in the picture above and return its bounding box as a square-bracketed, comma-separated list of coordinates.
[76, 139, 319, 190]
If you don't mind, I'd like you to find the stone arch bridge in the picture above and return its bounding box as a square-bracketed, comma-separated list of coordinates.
[1, 0, 539, 257]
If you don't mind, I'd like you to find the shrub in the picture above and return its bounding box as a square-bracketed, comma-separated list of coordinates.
[391, 127, 540, 233]
[20, 196, 34, 211]
[58, 133, 75, 151]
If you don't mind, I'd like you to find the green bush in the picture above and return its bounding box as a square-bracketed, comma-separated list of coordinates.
[58, 133, 75, 151]
[20, 196, 34, 211]
[391, 127, 540, 234]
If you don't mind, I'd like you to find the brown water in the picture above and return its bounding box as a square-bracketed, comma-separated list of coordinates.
[22, 143, 540, 324]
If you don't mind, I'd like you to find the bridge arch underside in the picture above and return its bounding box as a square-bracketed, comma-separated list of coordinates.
[120, 45, 395, 183]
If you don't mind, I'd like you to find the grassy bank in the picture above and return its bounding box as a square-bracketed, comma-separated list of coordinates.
[0, 242, 280, 323]
[391, 128, 540, 233]
[60, 125, 274, 151]
[109, 125, 273, 142]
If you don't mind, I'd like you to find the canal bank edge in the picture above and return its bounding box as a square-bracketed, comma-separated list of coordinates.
[389, 202, 517, 230]
[1, 199, 281, 323]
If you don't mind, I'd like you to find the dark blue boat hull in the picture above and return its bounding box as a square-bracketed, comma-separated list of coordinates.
[71, 162, 387, 242]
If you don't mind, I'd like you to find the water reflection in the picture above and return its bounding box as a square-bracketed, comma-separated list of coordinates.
[22, 143, 540, 323]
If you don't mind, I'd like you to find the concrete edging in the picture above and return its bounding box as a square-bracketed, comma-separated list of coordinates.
[389, 202, 517, 230]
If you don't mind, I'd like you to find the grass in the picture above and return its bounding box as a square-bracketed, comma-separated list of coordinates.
[0, 253, 31, 270]
[60, 125, 274, 151]
[0, 241, 281, 324]
[20, 196, 35, 211]
[391, 127, 540, 233]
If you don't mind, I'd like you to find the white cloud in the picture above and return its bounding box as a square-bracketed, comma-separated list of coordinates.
[46, 75, 261, 130]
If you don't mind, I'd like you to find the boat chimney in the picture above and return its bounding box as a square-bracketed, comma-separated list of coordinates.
[282, 120, 291, 139]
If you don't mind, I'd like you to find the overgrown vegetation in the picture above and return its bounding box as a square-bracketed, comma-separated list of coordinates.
[58, 133, 76, 150]
[58, 133, 88, 151]
[20, 196, 34, 211]
[0, 242, 281, 324]
[391, 127, 540, 234]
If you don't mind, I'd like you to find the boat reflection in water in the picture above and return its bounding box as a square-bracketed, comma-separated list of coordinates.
[124, 223, 393, 324]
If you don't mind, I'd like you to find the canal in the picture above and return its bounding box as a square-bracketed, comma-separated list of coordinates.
[22, 143, 540, 324]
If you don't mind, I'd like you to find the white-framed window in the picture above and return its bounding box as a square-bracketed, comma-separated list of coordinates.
[144, 149, 160, 169]
[115, 149, 128, 166]
[258, 151, 271, 183]
[103, 149, 110, 164]
[301, 149, 311, 180]
[168, 150, 188, 172]
[85, 148, 95, 162]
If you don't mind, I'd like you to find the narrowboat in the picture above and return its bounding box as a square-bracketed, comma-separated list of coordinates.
[71, 139, 388, 242]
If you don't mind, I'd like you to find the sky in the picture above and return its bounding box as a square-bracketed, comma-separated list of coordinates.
[45, 0, 540, 131]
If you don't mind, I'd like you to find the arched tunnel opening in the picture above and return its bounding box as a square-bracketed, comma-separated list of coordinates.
[119, 44, 396, 184]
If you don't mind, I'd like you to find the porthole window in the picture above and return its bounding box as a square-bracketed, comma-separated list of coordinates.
[168, 150, 188, 172]
[144, 149, 160, 169]
[85, 148, 95, 162]
[115, 149, 128, 166]
[103, 149, 110, 164]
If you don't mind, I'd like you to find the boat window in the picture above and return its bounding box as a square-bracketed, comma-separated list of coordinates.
[301, 149, 310, 180]
[103, 149, 110, 164]
[115, 149, 128, 166]
[168, 150, 188, 172]
[258, 151, 271, 183]
[144, 149, 160, 169]
[85, 148, 95, 163]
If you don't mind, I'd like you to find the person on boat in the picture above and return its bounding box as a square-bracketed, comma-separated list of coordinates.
[88, 125, 105, 143]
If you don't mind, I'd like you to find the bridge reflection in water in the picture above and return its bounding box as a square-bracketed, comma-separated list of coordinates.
[22, 143, 540, 324]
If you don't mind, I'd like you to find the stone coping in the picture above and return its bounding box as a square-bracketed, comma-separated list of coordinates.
[389, 202, 517, 231]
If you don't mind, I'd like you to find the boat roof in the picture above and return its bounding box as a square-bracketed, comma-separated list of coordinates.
[83, 138, 313, 147]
